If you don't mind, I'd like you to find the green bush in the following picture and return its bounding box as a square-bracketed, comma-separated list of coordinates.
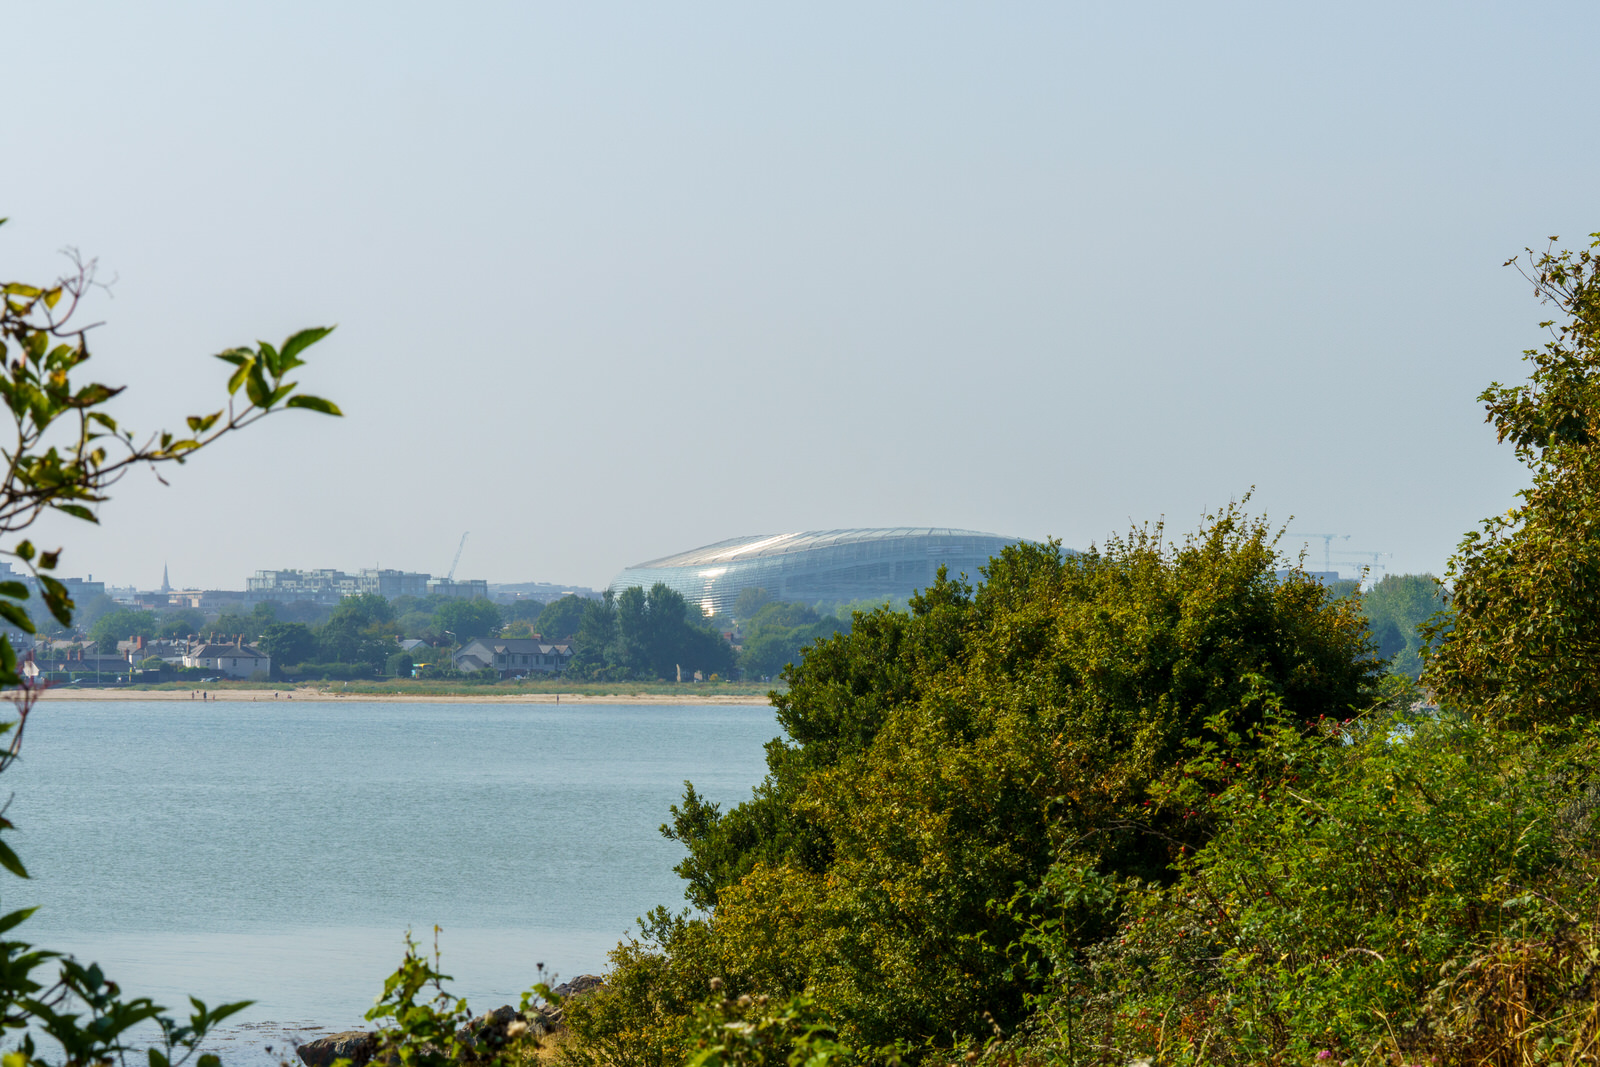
[285, 661, 377, 681]
[554, 232, 1600, 1067]
[1006, 710, 1600, 1065]
[684, 989, 855, 1067]
[363, 931, 550, 1067]
[581, 505, 1384, 1059]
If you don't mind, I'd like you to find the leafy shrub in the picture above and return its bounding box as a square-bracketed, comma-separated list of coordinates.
[685, 988, 854, 1067]
[559, 909, 728, 1067]
[416, 663, 467, 680]
[578, 506, 1384, 1060]
[1427, 235, 1600, 725]
[1019, 711, 1600, 1066]
[355, 931, 553, 1067]
[285, 661, 377, 681]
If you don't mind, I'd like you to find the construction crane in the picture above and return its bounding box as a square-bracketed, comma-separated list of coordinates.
[1287, 532, 1350, 574]
[447, 532, 470, 581]
[1329, 550, 1393, 581]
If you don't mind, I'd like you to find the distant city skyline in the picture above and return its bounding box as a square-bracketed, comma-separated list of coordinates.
[84, 529, 1397, 598]
[6, 3, 1593, 590]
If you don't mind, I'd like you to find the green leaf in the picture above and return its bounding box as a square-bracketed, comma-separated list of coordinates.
[185, 411, 222, 434]
[72, 383, 119, 407]
[0, 839, 29, 880]
[15, 541, 33, 563]
[0, 601, 34, 635]
[284, 395, 343, 416]
[245, 362, 270, 408]
[257, 341, 281, 379]
[38, 550, 58, 569]
[226, 359, 253, 396]
[148, 1048, 169, 1067]
[53, 504, 95, 523]
[214, 348, 252, 367]
[0, 907, 38, 935]
[279, 326, 335, 367]
[0, 582, 26, 600]
[39, 576, 72, 626]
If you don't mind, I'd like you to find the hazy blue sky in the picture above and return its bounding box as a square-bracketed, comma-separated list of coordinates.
[3, 2, 1596, 591]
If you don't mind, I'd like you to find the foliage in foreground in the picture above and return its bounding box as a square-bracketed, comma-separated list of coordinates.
[1426, 234, 1600, 725]
[554, 236, 1600, 1067]
[560, 505, 1381, 1063]
[1024, 712, 1600, 1065]
[357, 932, 554, 1067]
[0, 221, 340, 1065]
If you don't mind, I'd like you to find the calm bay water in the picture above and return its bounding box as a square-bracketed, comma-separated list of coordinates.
[1, 700, 778, 1053]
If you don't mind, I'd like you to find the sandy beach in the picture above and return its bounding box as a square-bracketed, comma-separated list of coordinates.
[30, 685, 773, 705]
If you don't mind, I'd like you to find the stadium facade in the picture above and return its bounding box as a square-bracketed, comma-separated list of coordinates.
[609, 528, 1026, 618]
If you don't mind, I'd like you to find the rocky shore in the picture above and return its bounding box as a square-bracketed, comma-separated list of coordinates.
[295, 975, 604, 1067]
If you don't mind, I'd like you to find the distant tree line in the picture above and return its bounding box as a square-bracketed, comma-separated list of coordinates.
[563, 584, 736, 681]
[1319, 572, 1447, 679]
[63, 566, 1449, 686]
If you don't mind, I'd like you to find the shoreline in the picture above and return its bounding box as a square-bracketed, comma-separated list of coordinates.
[30, 686, 775, 705]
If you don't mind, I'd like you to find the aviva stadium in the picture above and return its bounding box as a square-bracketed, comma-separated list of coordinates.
[609, 528, 1026, 618]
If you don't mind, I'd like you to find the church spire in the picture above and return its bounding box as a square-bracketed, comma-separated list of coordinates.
[161, 563, 170, 594]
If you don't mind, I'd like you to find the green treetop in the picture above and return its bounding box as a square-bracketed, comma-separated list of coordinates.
[432, 598, 502, 644]
[1426, 234, 1600, 724]
[658, 507, 1381, 1048]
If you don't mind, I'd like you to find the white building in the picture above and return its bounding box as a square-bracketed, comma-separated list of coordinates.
[183, 638, 271, 679]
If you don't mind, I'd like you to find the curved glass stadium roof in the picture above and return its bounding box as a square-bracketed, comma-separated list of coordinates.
[609, 527, 1026, 618]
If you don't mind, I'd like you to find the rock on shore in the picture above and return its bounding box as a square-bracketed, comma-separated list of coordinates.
[295, 1031, 377, 1067]
[294, 974, 605, 1066]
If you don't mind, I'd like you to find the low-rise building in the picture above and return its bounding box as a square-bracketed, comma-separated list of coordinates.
[428, 578, 489, 600]
[452, 637, 572, 677]
[119, 636, 187, 664]
[248, 567, 457, 605]
[31, 643, 127, 678]
[182, 637, 271, 679]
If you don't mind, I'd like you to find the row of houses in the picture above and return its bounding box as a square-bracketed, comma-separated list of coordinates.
[31, 636, 272, 679]
[31, 632, 574, 682]
[451, 637, 573, 677]
[91, 634, 569, 681]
